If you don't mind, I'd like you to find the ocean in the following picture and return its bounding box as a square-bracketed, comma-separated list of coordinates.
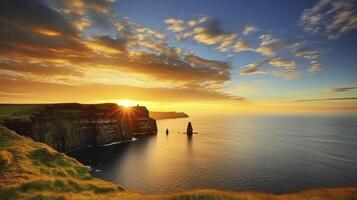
[68, 114, 357, 194]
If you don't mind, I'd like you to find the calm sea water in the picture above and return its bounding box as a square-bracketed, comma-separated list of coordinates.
[68, 114, 357, 194]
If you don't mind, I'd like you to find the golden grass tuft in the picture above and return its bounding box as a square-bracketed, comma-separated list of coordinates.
[0, 126, 124, 200]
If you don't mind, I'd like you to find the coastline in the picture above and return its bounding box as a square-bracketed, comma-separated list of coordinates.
[150, 111, 189, 120]
[1, 126, 357, 200]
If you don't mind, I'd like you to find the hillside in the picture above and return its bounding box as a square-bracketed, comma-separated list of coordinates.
[1, 126, 357, 200]
[0, 126, 125, 200]
[0, 104, 43, 117]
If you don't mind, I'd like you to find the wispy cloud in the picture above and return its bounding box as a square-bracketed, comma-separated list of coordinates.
[164, 16, 323, 79]
[292, 48, 319, 60]
[300, 0, 357, 39]
[191, 19, 238, 52]
[242, 25, 258, 35]
[239, 60, 269, 76]
[0, 3, 233, 80]
[307, 60, 323, 72]
[239, 58, 302, 79]
[0, 0, 244, 103]
[233, 41, 250, 52]
[326, 86, 357, 92]
[269, 58, 297, 69]
[296, 97, 357, 102]
[164, 17, 243, 53]
[0, 0, 334, 104]
[0, 77, 245, 103]
[255, 46, 275, 57]
[164, 18, 185, 32]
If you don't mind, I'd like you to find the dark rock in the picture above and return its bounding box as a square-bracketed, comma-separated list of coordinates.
[2, 103, 157, 152]
[187, 122, 193, 136]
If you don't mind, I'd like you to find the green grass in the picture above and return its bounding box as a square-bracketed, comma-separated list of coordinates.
[51, 170, 67, 177]
[88, 184, 117, 194]
[74, 166, 92, 179]
[75, 167, 87, 176]
[0, 104, 42, 116]
[0, 187, 19, 200]
[29, 148, 68, 168]
[0, 157, 6, 171]
[20, 181, 52, 192]
[29, 148, 92, 178]
[0, 131, 13, 148]
[17, 179, 120, 195]
[52, 180, 67, 192]
[0, 103, 119, 117]
[20, 180, 81, 193]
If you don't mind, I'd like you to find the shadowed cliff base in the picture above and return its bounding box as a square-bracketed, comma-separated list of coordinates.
[0, 103, 157, 152]
[1, 127, 357, 200]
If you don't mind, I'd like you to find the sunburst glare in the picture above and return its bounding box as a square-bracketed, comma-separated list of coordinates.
[117, 99, 136, 108]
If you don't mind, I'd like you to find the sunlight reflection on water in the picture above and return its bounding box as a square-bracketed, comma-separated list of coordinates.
[69, 114, 357, 194]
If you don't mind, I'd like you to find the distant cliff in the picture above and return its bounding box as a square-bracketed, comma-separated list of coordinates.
[0, 103, 157, 152]
[150, 111, 189, 120]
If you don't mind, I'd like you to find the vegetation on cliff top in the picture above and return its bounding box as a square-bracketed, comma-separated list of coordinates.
[150, 112, 189, 120]
[1, 126, 357, 200]
[0, 104, 41, 117]
[0, 126, 124, 200]
[0, 103, 120, 117]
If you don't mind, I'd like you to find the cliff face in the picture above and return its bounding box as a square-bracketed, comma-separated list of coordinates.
[2, 103, 157, 152]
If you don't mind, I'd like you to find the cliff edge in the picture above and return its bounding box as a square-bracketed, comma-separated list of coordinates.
[150, 112, 189, 120]
[0, 103, 157, 152]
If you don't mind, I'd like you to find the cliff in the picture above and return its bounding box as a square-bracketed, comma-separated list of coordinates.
[0, 103, 157, 152]
[150, 111, 189, 120]
[0, 126, 124, 200]
[1, 126, 357, 200]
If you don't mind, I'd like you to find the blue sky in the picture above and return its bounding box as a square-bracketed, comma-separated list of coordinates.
[114, 0, 357, 101]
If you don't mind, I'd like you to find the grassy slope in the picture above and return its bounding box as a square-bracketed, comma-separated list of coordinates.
[1, 127, 357, 200]
[0, 104, 42, 117]
[0, 103, 116, 117]
[0, 126, 126, 200]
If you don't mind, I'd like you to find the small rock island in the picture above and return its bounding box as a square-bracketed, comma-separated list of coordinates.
[187, 122, 193, 136]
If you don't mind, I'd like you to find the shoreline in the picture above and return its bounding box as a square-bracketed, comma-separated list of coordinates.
[1, 126, 357, 199]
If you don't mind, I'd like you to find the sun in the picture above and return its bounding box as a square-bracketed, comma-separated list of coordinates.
[116, 99, 136, 108]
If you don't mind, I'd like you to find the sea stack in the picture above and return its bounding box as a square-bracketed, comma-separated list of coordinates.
[187, 122, 193, 136]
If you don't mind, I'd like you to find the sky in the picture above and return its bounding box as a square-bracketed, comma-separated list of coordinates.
[0, 0, 356, 114]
